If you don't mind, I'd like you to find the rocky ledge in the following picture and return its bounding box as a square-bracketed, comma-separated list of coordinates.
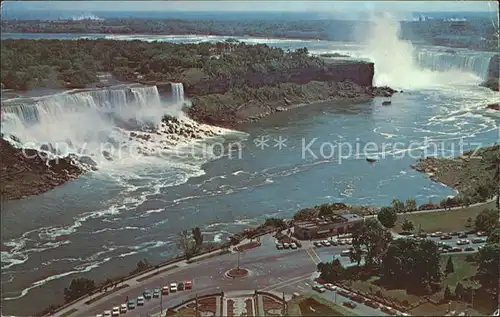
[410, 145, 499, 199]
[188, 81, 397, 128]
[0, 138, 85, 201]
[486, 102, 499, 111]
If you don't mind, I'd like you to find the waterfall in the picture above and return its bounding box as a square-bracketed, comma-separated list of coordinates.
[171, 83, 185, 104]
[414, 49, 495, 79]
[1, 85, 165, 160]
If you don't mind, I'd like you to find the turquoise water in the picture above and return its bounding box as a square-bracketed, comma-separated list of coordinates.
[1, 34, 499, 316]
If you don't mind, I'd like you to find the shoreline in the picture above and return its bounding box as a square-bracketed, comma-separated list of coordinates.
[0, 138, 87, 202]
[411, 144, 499, 207]
[2, 32, 498, 53]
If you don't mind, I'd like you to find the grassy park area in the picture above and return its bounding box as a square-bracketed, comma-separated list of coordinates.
[393, 201, 495, 233]
[345, 254, 486, 316]
[287, 294, 357, 316]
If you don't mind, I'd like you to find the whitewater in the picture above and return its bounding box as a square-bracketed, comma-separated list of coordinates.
[1, 16, 499, 317]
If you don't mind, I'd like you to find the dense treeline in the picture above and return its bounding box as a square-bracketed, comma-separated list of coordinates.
[2, 18, 498, 51]
[0, 39, 322, 90]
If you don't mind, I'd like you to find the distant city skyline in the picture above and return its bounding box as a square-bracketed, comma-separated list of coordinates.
[2, 1, 499, 13]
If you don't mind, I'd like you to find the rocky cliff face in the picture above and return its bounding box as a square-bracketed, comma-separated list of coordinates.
[185, 61, 385, 127]
[188, 81, 395, 128]
[0, 138, 84, 201]
[184, 62, 374, 97]
[481, 54, 499, 91]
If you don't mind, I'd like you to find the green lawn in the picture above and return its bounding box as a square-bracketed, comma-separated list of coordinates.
[346, 255, 484, 316]
[440, 254, 479, 289]
[288, 294, 358, 316]
[393, 202, 495, 233]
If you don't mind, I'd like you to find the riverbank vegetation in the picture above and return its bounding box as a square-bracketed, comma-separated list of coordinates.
[2, 18, 498, 51]
[0, 39, 321, 90]
[412, 145, 500, 209]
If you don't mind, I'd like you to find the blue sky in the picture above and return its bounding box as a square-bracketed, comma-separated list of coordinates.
[3, 1, 498, 12]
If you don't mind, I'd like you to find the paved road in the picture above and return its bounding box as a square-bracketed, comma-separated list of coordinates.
[57, 200, 493, 317]
[70, 235, 317, 317]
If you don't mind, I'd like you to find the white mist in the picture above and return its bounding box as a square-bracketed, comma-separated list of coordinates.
[361, 13, 481, 89]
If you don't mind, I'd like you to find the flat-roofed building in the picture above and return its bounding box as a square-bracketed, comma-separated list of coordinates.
[294, 213, 364, 240]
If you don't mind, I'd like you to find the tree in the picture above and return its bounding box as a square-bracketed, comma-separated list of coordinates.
[264, 217, 286, 229]
[377, 207, 397, 228]
[401, 219, 415, 233]
[351, 218, 392, 268]
[484, 145, 500, 210]
[475, 208, 499, 234]
[391, 199, 405, 213]
[380, 239, 441, 293]
[317, 259, 345, 282]
[444, 285, 454, 300]
[64, 278, 95, 302]
[455, 282, 465, 300]
[405, 198, 417, 212]
[475, 243, 500, 296]
[177, 230, 195, 259]
[465, 217, 473, 228]
[130, 259, 150, 275]
[445, 256, 455, 275]
[192, 227, 203, 251]
[487, 227, 500, 244]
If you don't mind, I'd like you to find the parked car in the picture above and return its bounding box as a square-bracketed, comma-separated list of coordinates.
[185, 280, 193, 290]
[464, 247, 474, 252]
[127, 300, 136, 309]
[315, 278, 326, 285]
[178, 282, 185, 291]
[338, 239, 346, 245]
[418, 233, 428, 238]
[276, 243, 284, 250]
[313, 241, 322, 247]
[170, 282, 178, 292]
[283, 243, 290, 249]
[337, 289, 350, 297]
[450, 247, 462, 252]
[153, 289, 161, 298]
[450, 231, 459, 236]
[349, 294, 364, 303]
[341, 249, 351, 256]
[458, 232, 468, 239]
[430, 232, 442, 237]
[457, 239, 470, 245]
[162, 286, 169, 295]
[324, 283, 337, 291]
[312, 284, 326, 293]
[343, 301, 357, 309]
[365, 300, 379, 309]
[440, 234, 452, 240]
[381, 306, 398, 315]
[112, 307, 120, 317]
[476, 231, 487, 237]
[103, 311, 112, 317]
[137, 296, 145, 306]
[143, 290, 152, 299]
[96, 315, 103, 317]
[290, 243, 298, 249]
[321, 240, 331, 247]
[119, 304, 127, 314]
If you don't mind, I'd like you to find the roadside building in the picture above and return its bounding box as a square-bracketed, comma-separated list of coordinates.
[293, 213, 363, 240]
